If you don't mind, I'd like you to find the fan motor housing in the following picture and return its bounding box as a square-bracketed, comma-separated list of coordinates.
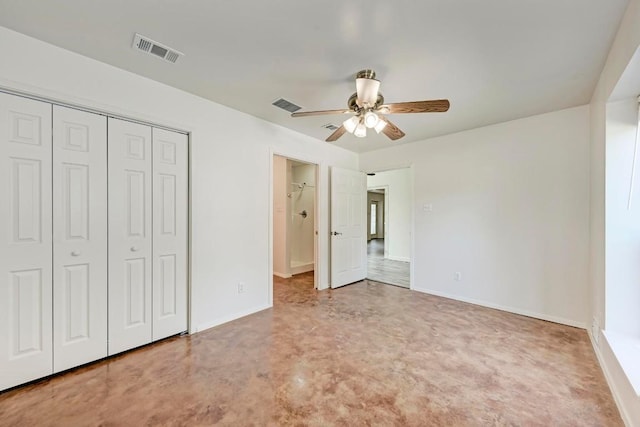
[356, 69, 376, 79]
[348, 92, 384, 112]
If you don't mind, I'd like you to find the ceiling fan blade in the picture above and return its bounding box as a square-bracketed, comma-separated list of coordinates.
[291, 109, 351, 118]
[378, 99, 450, 114]
[379, 117, 405, 141]
[325, 125, 347, 142]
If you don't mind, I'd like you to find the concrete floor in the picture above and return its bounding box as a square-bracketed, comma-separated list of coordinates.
[0, 273, 621, 425]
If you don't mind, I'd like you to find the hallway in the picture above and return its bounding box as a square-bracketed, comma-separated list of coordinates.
[367, 238, 410, 288]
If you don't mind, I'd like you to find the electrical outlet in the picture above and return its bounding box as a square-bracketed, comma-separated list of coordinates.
[454, 272, 462, 281]
[423, 203, 433, 212]
[238, 282, 244, 294]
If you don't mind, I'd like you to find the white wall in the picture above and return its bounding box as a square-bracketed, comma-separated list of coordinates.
[0, 26, 358, 333]
[361, 106, 591, 328]
[272, 155, 289, 277]
[367, 169, 412, 262]
[590, 0, 640, 423]
[605, 98, 640, 338]
[290, 163, 315, 267]
[291, 163, 316, 188]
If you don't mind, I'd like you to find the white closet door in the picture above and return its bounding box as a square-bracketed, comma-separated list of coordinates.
[52, 106, 107, 372]
[108, 118, 153, 355]
[152, 129, 188, 340]
[0, 93, 53, 390]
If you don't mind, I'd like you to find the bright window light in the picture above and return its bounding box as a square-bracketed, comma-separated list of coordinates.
[370, 203, 377, 235]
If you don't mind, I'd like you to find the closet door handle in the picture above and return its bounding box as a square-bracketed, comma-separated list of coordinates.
[130, 246, 139, 252]
[71, 251, 81, 257]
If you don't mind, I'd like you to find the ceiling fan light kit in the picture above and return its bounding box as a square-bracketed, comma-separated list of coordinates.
[291, 69, 450, 142]
[354, 122, 367, 138]
[343, 115, 359, 133]
[374, 119, 387, 134]
[363, 111, 379, 128]
[356, 78, 381, 107]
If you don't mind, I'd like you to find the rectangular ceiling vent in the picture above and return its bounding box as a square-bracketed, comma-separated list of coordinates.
[272, 98, 301, 113]
[132, 33, 184, 64]
[322, 123, 339, 131]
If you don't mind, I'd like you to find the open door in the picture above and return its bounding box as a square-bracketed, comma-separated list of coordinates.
[330, 166, 367, 288]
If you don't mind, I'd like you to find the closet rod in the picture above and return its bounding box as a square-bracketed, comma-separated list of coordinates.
[0, 86, 189, 135]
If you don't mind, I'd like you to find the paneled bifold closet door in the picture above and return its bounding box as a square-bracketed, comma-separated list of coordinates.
[152, 128, 188, 341]
[0, 93, 53, 390]
[0, 93, 189, 389]
[52, 106, 108, 372]
[108, 118, 153, 355]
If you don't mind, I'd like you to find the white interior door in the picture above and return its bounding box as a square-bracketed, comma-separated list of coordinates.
[330, 166, 367, 288]
[0, 93, 53, 390]
[152, 128, 188, 340]
[108, 118, 153, 355]
[52, 106, 108, 372]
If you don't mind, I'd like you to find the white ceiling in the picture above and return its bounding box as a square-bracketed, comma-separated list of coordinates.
[0, 0, 629, 153]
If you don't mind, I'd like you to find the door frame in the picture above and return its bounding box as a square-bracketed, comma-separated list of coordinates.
[364, 165, 415, 289]
[268, 148, 322, 304]
[367, 186, 390, 256]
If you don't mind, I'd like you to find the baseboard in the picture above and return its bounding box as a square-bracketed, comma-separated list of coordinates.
[413, 287, 587, 329]
[273, 271, 292, 279]
[291, 263, 314, 275]
[194, 303, 271, 334]
[588, 330, 636, 426]
[387, 255, 410, 263]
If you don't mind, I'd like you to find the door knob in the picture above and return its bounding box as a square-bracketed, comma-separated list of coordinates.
[131, 246, 139, 252]
[71, 251, 81, 256]
[331, 231, 343, 236]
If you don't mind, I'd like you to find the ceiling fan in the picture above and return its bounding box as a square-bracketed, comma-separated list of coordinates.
[291, 69, 450, 142]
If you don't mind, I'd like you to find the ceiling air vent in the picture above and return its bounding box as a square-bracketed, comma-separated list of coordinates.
[322, 123, 339, 131]
[132, 33, 184, 64]
[272, 98, 301, 113]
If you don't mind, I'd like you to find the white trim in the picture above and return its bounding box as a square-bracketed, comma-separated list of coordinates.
[387, 255, 410, 263]
[268, 147, 275, 306]
[367, 185, 390, 255]
[414, 287, 587, 329]
[290, 263, 314, 275]
[0, 81, 191, 134]
[268, 148, 323, 301]
[316, 164, 329, 290]
[589, 330, 635, 426]
[273, 271, 292, 279]
[365, 165, 415, 289]
[409, 165, 415, 290]
[194, 304, 271, 334]
[603, 331, 640, 396]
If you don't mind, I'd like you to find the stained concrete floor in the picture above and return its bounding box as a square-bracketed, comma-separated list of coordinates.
[0, 273, 622, 426]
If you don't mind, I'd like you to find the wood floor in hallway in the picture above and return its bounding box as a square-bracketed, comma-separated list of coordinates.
[367, 238, 410, 288]
[0, 273, 621, 426]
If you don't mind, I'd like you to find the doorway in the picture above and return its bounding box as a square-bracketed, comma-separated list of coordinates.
[272, 155, 317, 289]
[366, 169, 411, 288]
